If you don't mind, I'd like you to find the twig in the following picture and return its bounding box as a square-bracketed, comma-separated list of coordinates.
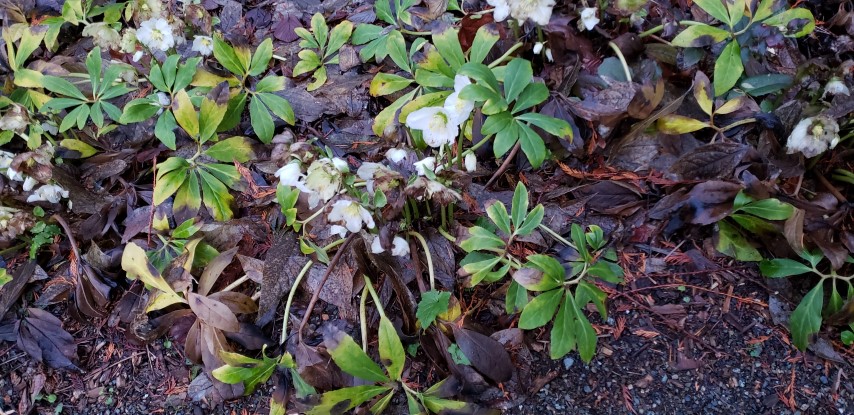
[297, 233, 355, 344]
[485, 140, 521, 189]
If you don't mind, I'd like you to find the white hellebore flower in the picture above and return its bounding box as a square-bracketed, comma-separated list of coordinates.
[274, 162, 309, 192]
[371, 236, 410, 257]
[82, 22, 121, 50]
[304, 159, 343, 208]
[406, 107, 458, 148]
[413, 157, 436, 176]
[786, 116, 841, 158]
[385, 148, 407, 163]
[132, 50, 144, 62]
[488, 0, 555, 25]
[328, 200, 375, 237]
[192, 36, 214, 56]
[331, 157, 349, 172]
[23, 176, 38, 192]
[443, 76, 474, 126]
[27, 184, 69, 204]
[533, 42, 544, 54]
[464, 153, 477, 172]
[137, 18, 175, 52]
[580, 8, 600, 31]
[824, 77, 850, 98]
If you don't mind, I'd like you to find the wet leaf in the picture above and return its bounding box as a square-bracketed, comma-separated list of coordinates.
[187, 292, 240, 332]
[17, 308, 79, 370]
[451, 326, 513, 383]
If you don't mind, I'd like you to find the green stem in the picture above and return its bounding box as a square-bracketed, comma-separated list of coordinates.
[607, 41, 633, 83]
[363, 275, 387, 319]
[400, 29, 432, 36]
[280, 260, 314, 344]
[408, 231, 436, 290]
[638, 24, 664, 38]
[360, 283, 370, 353]
[538, 224, 575, 248]
[488, 43, 524, 69]
[720, 117, 757, 132]
[438, 227, 455, 242]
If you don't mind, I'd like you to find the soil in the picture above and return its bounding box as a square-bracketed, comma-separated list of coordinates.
[3, 262, 852, 415]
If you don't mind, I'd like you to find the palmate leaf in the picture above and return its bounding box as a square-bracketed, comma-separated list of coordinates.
[518, 288, 564, 329]
[198, 168, 235, 221]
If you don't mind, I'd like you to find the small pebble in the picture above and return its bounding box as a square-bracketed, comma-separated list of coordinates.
[563, 357, 575, 369]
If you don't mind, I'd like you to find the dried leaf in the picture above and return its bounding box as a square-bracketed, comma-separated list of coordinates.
[671, 142, 749, 180]
[451, 326, 513, 383]
[188, 292, 240, 333]
[17, 308, 79, 371]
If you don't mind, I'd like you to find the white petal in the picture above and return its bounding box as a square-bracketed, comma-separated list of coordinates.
[581, 8, 600, 31]
[453, 75, 471, 93]
[23, 176, 38, 192]
[385, 148, 407, 163]
[464, 153, 477, 172]
[330, 225, 348, 239]
[406, 107, 443, 131]
[443, 92, 474, 126]
[391, 236, 409, 257]
[533, 42, 544, 54]
[370, 236, 385, 254]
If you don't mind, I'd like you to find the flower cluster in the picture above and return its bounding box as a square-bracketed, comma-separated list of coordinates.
[275, 156, 348, 208]
[406, 76, 474, 148]
[0, 151, 69, 204]
[487, 0, 555, 26]
[786, 115, 841, 158]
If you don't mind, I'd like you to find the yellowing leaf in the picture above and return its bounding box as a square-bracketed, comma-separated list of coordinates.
[656, 115, 710, 134]
[121, 243, 185, 311]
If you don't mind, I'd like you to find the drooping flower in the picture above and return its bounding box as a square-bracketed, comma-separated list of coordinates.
[27, 184, 69, 203]
[0, 105, 28, 132]
[120, 29, 138, 54]
[82, 23, 121, 50]
[413, 157, 436, 176]
[331, 157, 349, 172]
[487, 0, 555, 26]
[137, 18, 175, 52]
[443, 75, 474, 126]
[464, 153, 477, 172]
[22, 177, 38, 192]
[304, 159, 343, 208]
[192, 36, 214, 56]
[385, 148, 407, 163]
[580, 7, 600, 31]
[357, 162, 400, 193]
[406, 107, 459, 148]
[786, 116, 841, 158]
[533, 42, 544, 54]
[274, 162, 309, 192]
[371, 235, 410, 257]
[327, 200, 375, 236]
[824, 78, 850, 98]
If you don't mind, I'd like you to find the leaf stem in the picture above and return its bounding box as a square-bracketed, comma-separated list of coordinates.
[280, 260, 314, 344]
[360, 283, 370, 353]
[363, 275, 387, 319]
[408, 231, 435, 290]
[607, 41, 633, 83]
[538, 223, 575, 248]
[488, 43, 524, 69]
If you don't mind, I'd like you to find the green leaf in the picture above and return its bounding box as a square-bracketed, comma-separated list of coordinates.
[505, 280, 528, 313]
[248, 38, 273, 77]
[518, 122, 547, 169]
[119, 97, 160, 123]
[175, 57, 201, 92]
[753, 0, 775, 22]
[842, 331, 854, 346]
[249, 97, 275, 144]
[204, 136, 254, 163]
[198, 169, 235, 221]
[307, 385, 392, 415]
[148, 63, 168, 92]
[486, 201, 512, 236]
[460, 252, 503, 286]
[790, 282, 824, 350]
[256, 93, 295, 126]
[713, 40, 743, 96]
[716, 220, 762, 261]
[372, 89, 417, 137]
[550, 294, 576, 359]
[759, 258, 813, 278]
[740, 73, 793, 96]
[352, 24, 383, 45]
[671, 24, 731, 47]
[213, 37, 245, 76]
[576, 281, 608, 319]
[730, 213, 777, 234]
[571, 293, 598, 362]
[417, 290, 451, 329]
[325, 330, 390, 382]
[727, 0, 746, 28]
[378, 316, 405, 380]
[503, 58, 532, 104]
[255, 76, 286, 93]
[762, 8, 815, 38]
[511, 82, 548, 114]
[154, 165, 188, 205]
[694, 0, 732, 25]
[59, 105, 84, 132]
[86, 47, 102, 93]
[515, 205, 544, 236]
[199, 95, 228, 144]
[155, 111, 178, 150]
[460, 226, 506, 252]
[310, 13, 329, 51]
[518, 288, 564, 329]
[60, 139, 98, 158]
[447, 343, 470, 365]
[458, 62, 501, 94]
[89, 101, 104, 129]
[369, 73, 413, 97]
[307, 65, 328, 91]
[510, 181, 529, 230]
[326, 20, 354, 59]
[516, 113, 573, 140]
[656, 115, 710, 134]
[739, 198, 794, 220]
[212, 350, 277, 393]
[432, 27, 465, 70]
[160, 54, 180, 90]
[468, 24, 499, 64]
[525, 255, 565, 289]
[42, 75, 87, 100]
[172, 89, 199, 138]
[295, 27, 319, 49]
